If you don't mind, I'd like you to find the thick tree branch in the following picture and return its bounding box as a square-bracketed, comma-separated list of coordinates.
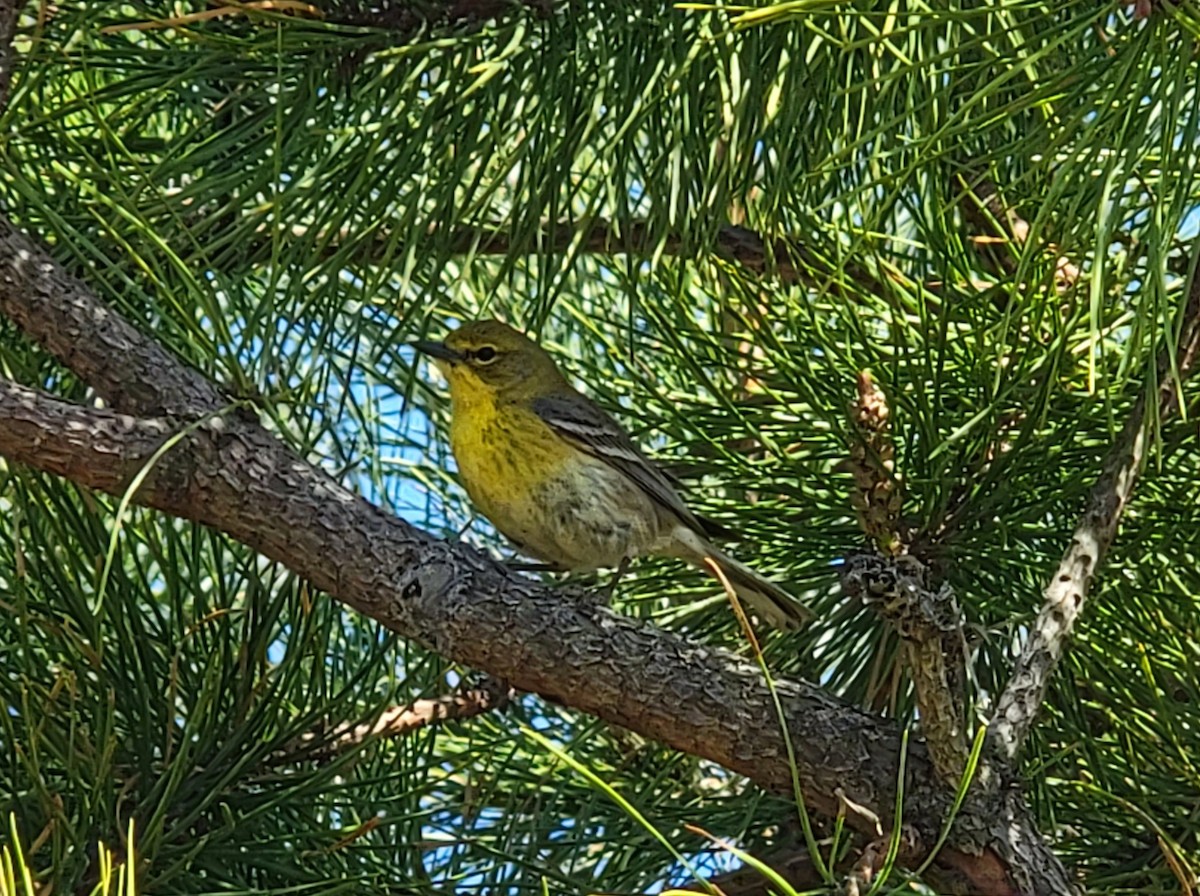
[987, 260, 1200, 762]
[0, 220, 223, 416]
[0, 376, 949, 858]
[0, 380, 179, 489]
[0, 214, 1076, 894]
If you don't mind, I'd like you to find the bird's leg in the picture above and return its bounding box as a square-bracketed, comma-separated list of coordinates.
[502, 554, 627, 610]
[601, 556, 632, 603]
[557, 560, 626, 611]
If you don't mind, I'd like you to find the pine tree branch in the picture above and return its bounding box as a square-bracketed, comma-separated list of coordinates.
[287, 218, 891, 296]
[0, 373, 991, 884]
[842, 373, 969, 785]
[0, 227, 223, 417]
[0, 213, 1073, 895]
[285, 680, 513, 761]
[312, 0, 553, 77]
[987, 252, 1200, 762]
[842, 554, 968, 784]
[0, 379, 179, 489]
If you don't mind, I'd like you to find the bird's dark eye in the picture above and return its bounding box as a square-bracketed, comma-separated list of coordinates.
[474, 346, 497, 364]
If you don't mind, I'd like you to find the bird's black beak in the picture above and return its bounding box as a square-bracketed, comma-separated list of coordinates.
[409, 340, 463, 364]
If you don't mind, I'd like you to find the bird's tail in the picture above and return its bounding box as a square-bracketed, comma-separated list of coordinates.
[668, 527, 813, 631]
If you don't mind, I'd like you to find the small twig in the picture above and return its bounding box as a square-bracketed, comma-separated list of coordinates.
[1131, 0, 1161, 20]
[956, 172, 1082, 293]
[285, 678, 513, 761]
[842, 836, 884, 896]
[276, 218, 895, 298]
[674, 846, 825, 896]
[99, 2, 324, 34]
[987, 248, 1200, 762]
[325, 0, 552, 32]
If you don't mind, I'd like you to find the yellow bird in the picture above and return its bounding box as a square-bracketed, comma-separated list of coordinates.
[411, 320, 812, 630]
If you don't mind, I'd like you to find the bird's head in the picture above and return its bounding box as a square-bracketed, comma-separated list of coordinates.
[411, 320, 567, 400]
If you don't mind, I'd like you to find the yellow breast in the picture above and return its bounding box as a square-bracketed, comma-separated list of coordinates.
[447, 381, 569, 521]
[443, 375, 663, 569]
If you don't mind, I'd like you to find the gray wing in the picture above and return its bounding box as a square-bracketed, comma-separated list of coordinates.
[531, 392, 706, 533]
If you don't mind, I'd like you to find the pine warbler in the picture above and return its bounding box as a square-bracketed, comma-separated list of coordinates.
[411, 320, 812, 630]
